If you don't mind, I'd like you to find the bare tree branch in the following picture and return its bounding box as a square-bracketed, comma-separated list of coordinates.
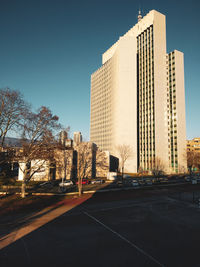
[16, 106, 61, 198]
[0, 88, 29, 147]
[151, 157, 165, 177]
[116, 144, 133, 177]
[187, 151, 200, 173]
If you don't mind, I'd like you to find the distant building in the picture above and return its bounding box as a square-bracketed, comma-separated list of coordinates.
[54, 147, 76, 180]
[75, 142, 118, 179]
[59, 130, 68, 146]
[96, 150, 119, 178]
[74, 142, 96, 178]
[18, 147, 76, 181]
[73, 132, 82, 146]
[17, 140, 118, 181]
[65, 139, 73, 148]
[187, 138, 200, 172]
[18, 160, 49, 181]
[187, 138, 200, 153]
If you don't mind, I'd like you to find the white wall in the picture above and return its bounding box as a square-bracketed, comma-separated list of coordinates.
[113, 35, 138, 173]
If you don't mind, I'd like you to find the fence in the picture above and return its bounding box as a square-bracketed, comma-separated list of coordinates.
[169, 191, 200, 205]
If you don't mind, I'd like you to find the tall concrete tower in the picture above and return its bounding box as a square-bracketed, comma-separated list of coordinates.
[90, 10, 187, 173]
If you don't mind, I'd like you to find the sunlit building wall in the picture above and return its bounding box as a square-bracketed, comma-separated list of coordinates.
[167, 50, 187, 172]
[90, 10, 187, 173]
[187, 138, 200, 153]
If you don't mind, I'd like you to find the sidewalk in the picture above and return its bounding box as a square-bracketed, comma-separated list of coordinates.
[0, 194, 92, 250]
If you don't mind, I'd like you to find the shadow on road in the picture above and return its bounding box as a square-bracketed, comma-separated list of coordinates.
[1, 181, 200, 267]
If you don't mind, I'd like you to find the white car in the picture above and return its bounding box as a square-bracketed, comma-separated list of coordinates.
[132, 180, 139, 187]
[91, 179, 105, 184]
[192, 179, 197, 185]
[59, 180, 74, 187]
[107, 172, 118, 181]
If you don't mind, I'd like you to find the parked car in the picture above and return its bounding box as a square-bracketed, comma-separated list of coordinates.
[159, 177, 168, 183]
[123, 174, 131, 179]
[192, 179, 197, 185]
[59, 180, 74, 187]
[145, 179, 152, 185]
[185, 176, 191, 182]
[132, 180, 139, 187]
[107, 172, 118, 181]
[91, 179, 105, 184]
[59, 180, 74, 193]
[138, 178, 145, 185]
[76, 178, 90, 185]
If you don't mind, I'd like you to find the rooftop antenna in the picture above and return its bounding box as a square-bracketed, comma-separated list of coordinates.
[138, 8, 142, 22]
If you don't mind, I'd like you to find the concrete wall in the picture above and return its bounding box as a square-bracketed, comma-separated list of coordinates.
[174, 50, 187, 172]
[18, 160, 49, 181]
[113, 35, 138, 173]
[153, 11, 169, 172]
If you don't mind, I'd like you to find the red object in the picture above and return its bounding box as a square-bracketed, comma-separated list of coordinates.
[76, 179, 90, 185]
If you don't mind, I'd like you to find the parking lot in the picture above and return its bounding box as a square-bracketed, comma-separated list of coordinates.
[1, 186, 200, 267]
[26, 175, 200, 195]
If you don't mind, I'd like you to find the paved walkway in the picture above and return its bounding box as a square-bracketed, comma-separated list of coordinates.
[0, 194, 92, 250]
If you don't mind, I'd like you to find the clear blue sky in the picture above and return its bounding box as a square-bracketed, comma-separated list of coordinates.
[0, 0, 199, 140]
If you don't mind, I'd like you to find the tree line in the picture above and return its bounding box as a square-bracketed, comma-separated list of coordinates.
[0, 88, 109, 198]
[0, 88, 62, 197]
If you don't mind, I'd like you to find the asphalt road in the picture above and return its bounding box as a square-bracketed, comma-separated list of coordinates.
[1, 189, 200, 267]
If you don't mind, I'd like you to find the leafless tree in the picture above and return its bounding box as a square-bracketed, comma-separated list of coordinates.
[16, 106, 61, 198]
[116, 144, 133, 178]
[55, 146, 73, 180]
[55, 127, 73, 180]
[76, 143, 108, 196]
[187, 151, 200, 174]
[151, 157, 165, 177]
[138, 166, 144, 176]
[76, 142, 94, 196]
[95, 149, 109, 178]
[0, 88, 29, 147]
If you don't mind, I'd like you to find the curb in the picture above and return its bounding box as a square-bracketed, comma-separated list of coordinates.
[0, 181, 190, 196]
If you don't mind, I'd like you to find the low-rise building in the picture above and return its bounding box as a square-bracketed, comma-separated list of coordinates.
[187, 138, 200, 153]
[96, 150, 119, 178]
[187, 138, 200, 172]
[17, 139, 119, 181]
[18, 160, 49, 181]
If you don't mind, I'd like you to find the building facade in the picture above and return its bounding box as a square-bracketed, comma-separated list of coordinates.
[59, 130, 68, 146]
[73, 132, 83, 146]
[187, 138, 200, 153]
[187, 138, 200, 172]
[90, 10, 187, 173]
[17, 142, 118, 181]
